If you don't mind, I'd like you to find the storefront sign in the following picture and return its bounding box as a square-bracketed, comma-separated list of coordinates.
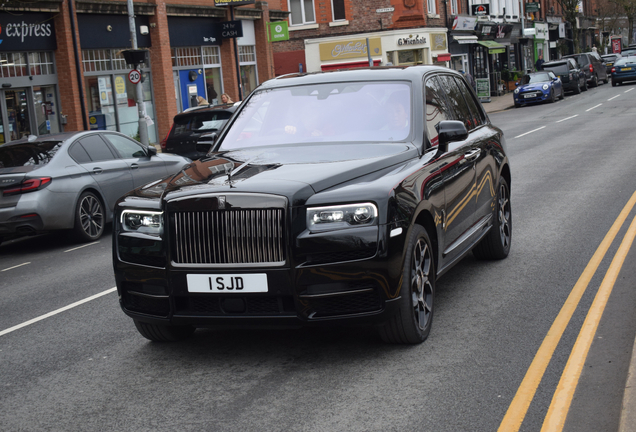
[215, 21, 243, 39]
[559, 23, 566, 38]
[472, 4, 490, 16]
[319, 38, 382, 61]
[397, 34, 427, 46]
[376, 7, 394, 13]
[0, 13, 56, 51]
[214, 0, 255, 5]
[431, 34, 447, 50]
[525, 2, 540, 13]
[168, 17, 221, 47]
[79, 14, 150, 49]
[452, 16, 477, 31]
[534, 23, 548, 39]
[476, 78, 490, 101]
[268, 21, 289, 42]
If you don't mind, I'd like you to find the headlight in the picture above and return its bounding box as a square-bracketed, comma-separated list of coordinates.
[514, 88, 520, 94]
[121, 210, 163, 235]
[307, 203, 378, 232]
[542, 84, 549, 90]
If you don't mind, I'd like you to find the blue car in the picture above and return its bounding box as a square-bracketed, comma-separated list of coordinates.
[513, 72, 564, 107]
[611, 56, 636, 86]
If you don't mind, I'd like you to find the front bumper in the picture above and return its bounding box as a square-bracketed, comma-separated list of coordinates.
[514, 90, 550, 105]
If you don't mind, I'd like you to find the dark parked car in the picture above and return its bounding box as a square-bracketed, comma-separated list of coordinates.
[563, 52, 609, 87]
[0, 131, 190, 245]
[513, 71, 564, 107]
[542, 59, 586, 94]
[601, 53, 622, 75]
[160, 104, 238, 160]
[113, 66, 512, 344]
[611, 56, 636, 86]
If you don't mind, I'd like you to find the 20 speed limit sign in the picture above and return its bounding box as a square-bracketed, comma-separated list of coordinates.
[128, 69, 141, 84]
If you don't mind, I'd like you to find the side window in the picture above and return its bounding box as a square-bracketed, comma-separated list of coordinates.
[79, 135, 116, 162]
[452, 77, 485, 129]
[68, 143, 91, 164]
[424, 76, 452, 148]
[104, 134, 147, 159]
[437, 75, 474, 131]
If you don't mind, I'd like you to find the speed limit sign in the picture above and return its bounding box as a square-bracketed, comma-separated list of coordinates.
[128, 69, 141, 84]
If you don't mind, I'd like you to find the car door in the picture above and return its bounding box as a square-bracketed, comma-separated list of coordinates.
[73, 134, 135, 211]
[102, 133, 168, 188]
[425, 75, 476, 261]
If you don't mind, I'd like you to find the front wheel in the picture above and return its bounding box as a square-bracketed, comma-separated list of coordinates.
[591, 74, 598, 87]
[550, 89, 556, 103]
[134, 320, 196, 342]
[603, 76, 609, 84]
[473, 177, 512, 260]
[379, 225, 435, 344]
[575, 82, 581, 94]
[73, 192, 105, 242]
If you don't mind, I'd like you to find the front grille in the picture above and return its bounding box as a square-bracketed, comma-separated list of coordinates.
[171, 209, 286, 264]
[174, 296, 294, 316]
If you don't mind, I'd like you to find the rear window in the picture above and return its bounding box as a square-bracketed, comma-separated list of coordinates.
[0, 141, 63, 168]
[543, 64, 568, 75]
[615, 57, 636, 66]
[576, 55, 590, 66]
[171, 111, 233, 135]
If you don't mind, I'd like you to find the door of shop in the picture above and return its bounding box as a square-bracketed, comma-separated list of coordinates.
[4, 88, 33, 141]
[179, 70, 205, 111]
[0, 86, 61, 143]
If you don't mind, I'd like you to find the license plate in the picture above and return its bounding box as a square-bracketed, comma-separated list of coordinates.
[187, 273, 268, 293]
[522, 94, 532, 98]
[621, 67, 632, 71]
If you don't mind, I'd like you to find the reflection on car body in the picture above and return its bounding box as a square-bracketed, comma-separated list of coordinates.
[113, 67, 512, 344]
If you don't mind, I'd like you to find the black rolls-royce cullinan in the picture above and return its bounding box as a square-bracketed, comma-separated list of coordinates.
[113, 66, 511, 344]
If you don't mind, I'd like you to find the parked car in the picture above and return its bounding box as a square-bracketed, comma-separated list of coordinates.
[160, 104, 238, 160]
[611, 56, 636, 86]
[601, 53, 622, 75]
[563, 52, 609, 87]
[513, 71, 564, 107]
[542, 59, 586, 94]
[0, 131, 191, 246]
[113, 66, 512, 344]
[620, 48, 636, 57]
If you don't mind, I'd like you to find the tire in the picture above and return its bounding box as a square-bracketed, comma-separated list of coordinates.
[612, 80, 617, 87]
[134, 320, 195, 342]
[473, 177, 512, 260]
[73, 191, 105, 242]
[575, 82, 581, 94]
[603, 75, 609, 84]
[591, 74, 598, 87]
[379, 225, 435, 344]
[550, 89, 556, 103]
[582, 79, 588, 91]
[559, 87, 564, 100]
[514, 103, 521, 108]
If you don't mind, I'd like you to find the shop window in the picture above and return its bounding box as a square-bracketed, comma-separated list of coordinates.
[332, 0, 346, 21]
[29, 52, 54, 75]
[427, 0, 437, 15]
[239, 45, 256, 63]
[289, 0, 315, 26]
[239, 46, 258, 97]
[397, 49, 425, 66]
[202, 46, 221, 65]
[450, 0, 458, 15]
[82, 49, 112, 72]
[0, 53, 28, 77]
[173, 47, 203, 67]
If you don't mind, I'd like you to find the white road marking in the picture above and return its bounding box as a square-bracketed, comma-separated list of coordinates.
[625, 88, 634, 93]
[514, 126, 546, 139]
[556, 115, 579, 123]
[0, 287, 117, 337]
[608, 95, 621, 101]
[64, 241, 100, 253]
[586, 104, 602, 112]
[1, 262, 31, 272]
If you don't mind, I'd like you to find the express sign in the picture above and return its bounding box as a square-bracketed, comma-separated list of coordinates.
[0, 13, 56, 51]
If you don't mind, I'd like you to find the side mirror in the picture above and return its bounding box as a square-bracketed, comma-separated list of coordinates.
[553, 76, 559, 81]
[147, 145, 157, 156]
[436, 120, 468, 153]
[515, 82, 520, 87]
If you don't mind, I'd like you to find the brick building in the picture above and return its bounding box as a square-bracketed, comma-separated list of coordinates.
[0, 0, 285, 145]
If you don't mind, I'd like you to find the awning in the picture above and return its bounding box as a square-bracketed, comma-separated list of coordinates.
[452, 35, 478, 44]
[478, 40, 506, 54]
[320, 59, 381, 71]
[435, 53, 452, 62]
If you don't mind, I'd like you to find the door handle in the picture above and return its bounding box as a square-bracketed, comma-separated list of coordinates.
[464, 149, 481, 161]
[130, 163, 139, 170]
[92, 167, 103, 174]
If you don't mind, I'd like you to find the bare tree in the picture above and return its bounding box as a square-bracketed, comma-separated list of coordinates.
[611, 0, 636, 44]
[555, 0, 581, 52]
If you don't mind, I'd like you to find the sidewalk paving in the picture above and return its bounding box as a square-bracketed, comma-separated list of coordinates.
[481, 92, 515, 114]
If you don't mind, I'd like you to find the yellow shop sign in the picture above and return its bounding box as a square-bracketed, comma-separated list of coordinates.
[319, 38, 382, 61]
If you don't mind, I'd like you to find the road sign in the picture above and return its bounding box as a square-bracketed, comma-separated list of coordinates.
[128, 69, 141, 85]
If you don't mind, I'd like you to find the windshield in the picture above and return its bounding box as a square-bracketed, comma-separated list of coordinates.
[172, 111, 233, 135]
[543, 64, 568, 75]
[0, 141, 63, 168]
[219, 82, 412, 150]
[522, 73, 552, 84]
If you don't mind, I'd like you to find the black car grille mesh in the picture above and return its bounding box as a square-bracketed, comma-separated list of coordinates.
[174, 296, 294, 315]
[171, 209, 285, 264]
[123, 292, 170, 317]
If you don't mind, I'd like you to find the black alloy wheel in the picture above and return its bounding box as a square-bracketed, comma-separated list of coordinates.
[73, 191, 105, 242]
[133, 320, 196, 342]
[550, 89, 556, 103]
[379, 225, 435, 344]
[473, 177, 512, 260]
[582, 79, 588, 91]
[591, 74, 598, 87]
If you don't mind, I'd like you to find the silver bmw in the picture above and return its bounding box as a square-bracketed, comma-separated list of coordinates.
[0, 131, 191, 246]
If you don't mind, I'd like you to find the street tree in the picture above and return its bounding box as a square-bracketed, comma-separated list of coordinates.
[610, 0, 636, 44]
[555, 0, 581, 52]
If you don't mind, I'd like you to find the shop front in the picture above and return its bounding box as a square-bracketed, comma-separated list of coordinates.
[0, 13, 61, 144]
[534, 22, 550, 66]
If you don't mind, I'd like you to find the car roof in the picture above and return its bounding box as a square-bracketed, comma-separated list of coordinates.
[2, 131, 116, 147]
[175, 103, 238, 119]
[543, 60, 568, 65]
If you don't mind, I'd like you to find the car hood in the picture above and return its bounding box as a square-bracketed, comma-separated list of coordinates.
[127, 143, 418, 205]
[518, 83, 550, 91]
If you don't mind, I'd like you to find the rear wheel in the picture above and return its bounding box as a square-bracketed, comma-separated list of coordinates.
[559, 87, 564, 100]
[73, 192, 105, 242]
[379, 225, 435, 344]
[473, 177, 512, 260]
[591, 74, 598, 87]
[603, 76, 609, 84]
[550, 89, 556, 103]
[575, 82, 581, 94]
[612, 80, 618, 87]
[582, 79, 588, 91]
[133, 320, 195, 342]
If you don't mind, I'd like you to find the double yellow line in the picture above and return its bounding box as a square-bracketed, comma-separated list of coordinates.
[498, 191, 636, 432]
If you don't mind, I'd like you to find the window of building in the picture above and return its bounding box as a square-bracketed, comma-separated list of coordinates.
[239, 45, 258, 96]
[172, 47, 203, 67]
[427, 0, 437, 15]
[0, 53, 28, 77]
[289, 0, 316, 26]
[29, 52, 55, 75]
[332, 0, 346, 21]
[82, 49, 112, 72]
[203, 46, 223, 105]
[450, 0, 458, 15]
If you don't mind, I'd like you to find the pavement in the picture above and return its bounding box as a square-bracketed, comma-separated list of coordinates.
[481, 92, 515, 114]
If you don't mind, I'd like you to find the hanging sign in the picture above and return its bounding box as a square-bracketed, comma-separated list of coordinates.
[214, 21, 243, 39]
[268, 21, 289, 42]
[472, 4, 490, 16]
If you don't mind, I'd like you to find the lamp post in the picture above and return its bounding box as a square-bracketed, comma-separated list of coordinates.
[126, 0, 149, 146]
